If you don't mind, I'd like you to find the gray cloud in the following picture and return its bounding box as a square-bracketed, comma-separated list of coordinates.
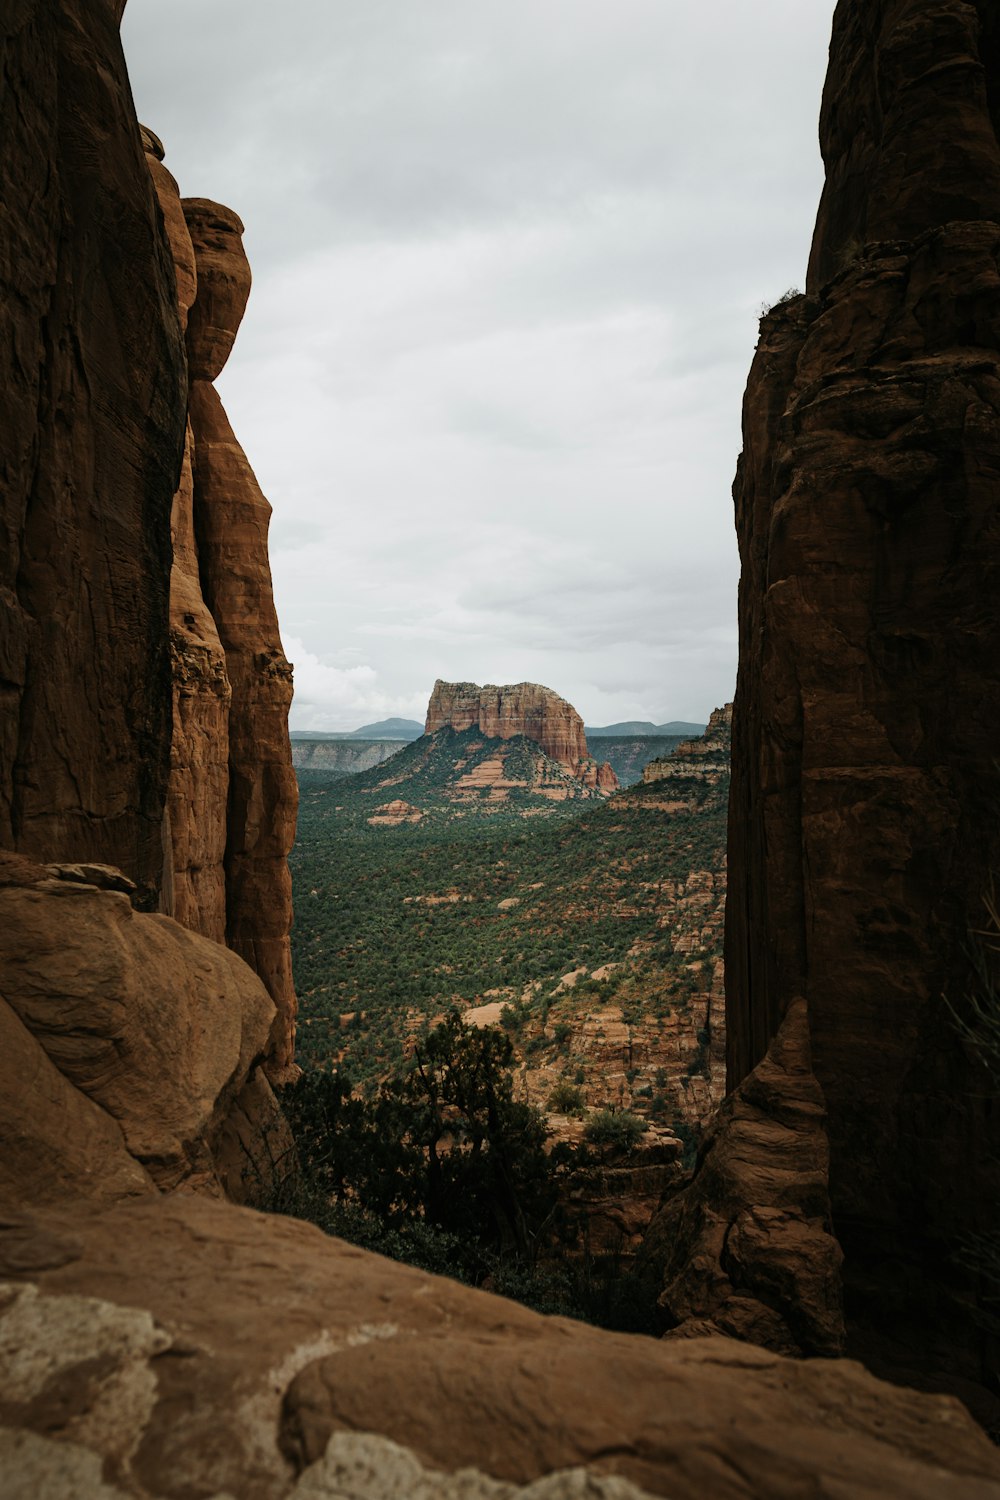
[122, 0, 835, 729]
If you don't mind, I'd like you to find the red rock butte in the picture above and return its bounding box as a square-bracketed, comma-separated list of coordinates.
[425, 679, 618, 791]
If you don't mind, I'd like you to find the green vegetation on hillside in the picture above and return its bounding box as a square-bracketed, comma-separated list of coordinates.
[290, 754, 727, 1084]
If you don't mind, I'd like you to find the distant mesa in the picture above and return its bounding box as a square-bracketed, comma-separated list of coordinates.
[426, 679, 618, 792]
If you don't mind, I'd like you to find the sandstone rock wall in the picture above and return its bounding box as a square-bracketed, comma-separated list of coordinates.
[183, 198, 299, 1081]
[134, 147, 299, 1078]
[726, 0, 1000, 1388]
[142, 132, 231, 947]
[0, 0, 185, 906]
[426, 680, 618, 789]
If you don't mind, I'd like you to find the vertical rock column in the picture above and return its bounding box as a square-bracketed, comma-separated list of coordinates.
[726, 0, 1000, 1386]
[0, 0, 184, 903]
[141, 132, 231, 944]
[183, 200, 299, 1081]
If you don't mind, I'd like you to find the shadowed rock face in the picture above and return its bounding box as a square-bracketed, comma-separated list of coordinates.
[183, 199, 299, 1082]
[426, 680, 618, 790]
[726, 0, 1000, 1389]
[640, 1000, 844, 1358]
[0, 0, 185, 905]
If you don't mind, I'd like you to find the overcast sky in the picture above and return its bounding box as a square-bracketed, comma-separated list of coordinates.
[121, 1, 834, 731]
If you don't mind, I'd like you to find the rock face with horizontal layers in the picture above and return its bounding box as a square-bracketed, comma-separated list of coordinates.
[426, 680, 618, 790]
[0, 0, 185, 906]
[726, 0, 1000, 1394]
[181, 197, 299, 1081]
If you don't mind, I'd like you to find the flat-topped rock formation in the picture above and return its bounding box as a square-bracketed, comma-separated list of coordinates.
[426, 680, 618, 791]
[291, 738, 405, 775]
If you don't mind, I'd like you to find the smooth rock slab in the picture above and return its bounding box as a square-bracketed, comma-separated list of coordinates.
[0, 1195, 996, 1500]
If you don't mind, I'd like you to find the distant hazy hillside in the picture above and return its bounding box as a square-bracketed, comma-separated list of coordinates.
[593, 735, 685, 787]
[351, 717, 424, 739]
[586, 720, 706, 737]
[290, 739, 407, 775]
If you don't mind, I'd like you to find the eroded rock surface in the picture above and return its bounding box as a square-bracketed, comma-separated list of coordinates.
[141, 139, 232, 946]
[177, 198, 299, 1081]
[726, 0, 1000, 1387]
[639, 1000, 844, 1357]
[426, 681, 618, 791]
[0, 851, 276, 1199]
[0, 1194, 996, 1500]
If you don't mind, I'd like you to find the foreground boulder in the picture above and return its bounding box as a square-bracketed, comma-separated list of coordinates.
[0, 1193, 997, 1500]
[0, 851, 282, 1201]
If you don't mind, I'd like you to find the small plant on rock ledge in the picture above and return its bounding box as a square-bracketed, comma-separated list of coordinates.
[583, 1107, 645, 1153]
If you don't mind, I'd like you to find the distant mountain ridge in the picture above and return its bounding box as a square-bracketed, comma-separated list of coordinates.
[290, 718, 423, 742]
[585, 720, 706, 737]
[351, 717, 424, 739]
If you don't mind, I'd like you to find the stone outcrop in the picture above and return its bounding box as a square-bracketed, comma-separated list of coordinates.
[0, 2, 296, 1080]
[639, 1000, 845, 1358]
[0, 0, 185, 907]
[2, 1192, 999, 1500]
[426, 681, 618, 791]
[182, 198, 299, 1081]
[643, 704, 732, 788]
[726, 0, 1000, 1390]
[0, 850, 284, 1204]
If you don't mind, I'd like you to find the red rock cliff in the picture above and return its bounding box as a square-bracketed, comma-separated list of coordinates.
[135, 144, 298, 1080]
[1, 6, 297, 1079]
[181, 199, 299, 1082]
[0, 0, 185, 906]
[727, 0, 1000, 1389]
[425, 679, 618, 790]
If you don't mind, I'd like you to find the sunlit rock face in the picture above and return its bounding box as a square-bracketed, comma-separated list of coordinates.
[726, 0, 1000, 1391]
[0, 0, 184, 906]
[426, 679, 619, 790]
